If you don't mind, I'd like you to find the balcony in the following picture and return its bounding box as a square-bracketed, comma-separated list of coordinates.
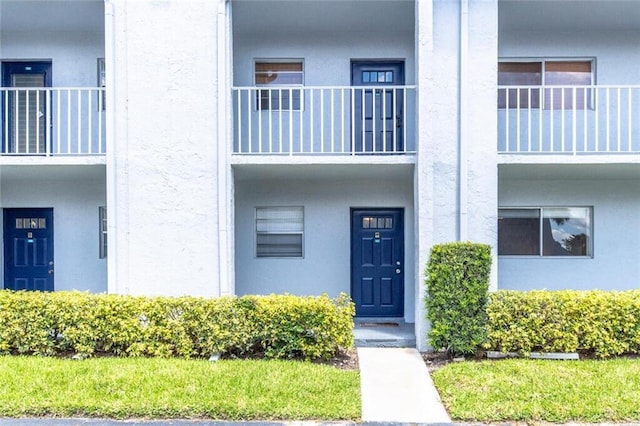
[498, 85, 640, 155]
[0, 87, 105, 156]
[232, 86, 416, 157]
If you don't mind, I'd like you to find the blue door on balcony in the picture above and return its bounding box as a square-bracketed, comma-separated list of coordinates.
[3, 208, 54, 291]
[352, 61, 404, 153]
[1, 61, 52, 154]
[351, 209, 404, 317]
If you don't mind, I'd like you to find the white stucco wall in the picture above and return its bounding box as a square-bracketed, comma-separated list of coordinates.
[232, 13, 417, 153]
[108, 0, 226, 297]
[234, 168, 416, 323]
[0, 30, 105, 87]
[233, 32, 415, 87]
[499, 178, 640, 290]
[0, 172, 107, 292]
[499, 30, 640, 84]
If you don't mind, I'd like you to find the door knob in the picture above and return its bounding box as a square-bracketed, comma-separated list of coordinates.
[395, 268, 401, 274]
[48, 269, 54, 275]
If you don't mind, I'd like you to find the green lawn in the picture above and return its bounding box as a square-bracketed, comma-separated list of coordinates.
[432, 358, 640, 423]
[0, 356, 360, 420]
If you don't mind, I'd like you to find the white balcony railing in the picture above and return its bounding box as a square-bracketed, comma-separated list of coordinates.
[1, 87, 106, 156]
[233, 86, 416, 155]
[498, 85, 640, 154]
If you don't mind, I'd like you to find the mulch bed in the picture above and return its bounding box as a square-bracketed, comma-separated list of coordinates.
[325, 348, 453, 372]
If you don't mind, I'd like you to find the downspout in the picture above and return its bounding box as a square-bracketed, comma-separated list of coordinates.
[458, 0, 469, 241]
[104, 0, 123, 293]
[217, 0, 233, 296]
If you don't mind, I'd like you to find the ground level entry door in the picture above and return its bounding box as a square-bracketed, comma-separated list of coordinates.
[351, 209, 404, 317]
[351, 61, 405, 153]
[1, 61, 52, 154]
[4, 208, 54, 291]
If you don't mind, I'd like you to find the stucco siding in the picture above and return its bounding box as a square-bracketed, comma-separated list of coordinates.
[109, 0, 225, 297]
[498, 178, 640, 290]
[0, 30, 105, 87]
[0, 175, 107, 292]
[499, 30, 640, 85]
[234, 171, 416, 322]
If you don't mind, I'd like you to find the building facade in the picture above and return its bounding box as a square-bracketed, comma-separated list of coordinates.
[0, 0, 637, 350]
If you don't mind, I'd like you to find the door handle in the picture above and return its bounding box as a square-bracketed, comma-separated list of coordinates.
[396, 116, 402, 128]
[48, 269, 54, 275]
[395, 268, 401, 274]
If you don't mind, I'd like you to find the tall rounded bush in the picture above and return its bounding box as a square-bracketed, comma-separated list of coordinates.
[425, 242, 491, 356]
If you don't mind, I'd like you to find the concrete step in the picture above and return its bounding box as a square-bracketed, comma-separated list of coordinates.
[353, 320, 416, 348]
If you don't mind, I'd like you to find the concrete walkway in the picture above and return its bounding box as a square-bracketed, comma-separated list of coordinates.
[358, 347, 451, 424]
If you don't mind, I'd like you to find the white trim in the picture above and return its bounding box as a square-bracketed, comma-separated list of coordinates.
[218, 0, 233, 296]
[458, 0, 469, 241]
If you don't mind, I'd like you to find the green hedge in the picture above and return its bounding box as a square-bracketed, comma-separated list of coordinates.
[0, 291, 354, 360]
[486, 290, 640, 358]
[425, 242, 492, 356]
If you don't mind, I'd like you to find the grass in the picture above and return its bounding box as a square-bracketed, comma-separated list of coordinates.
[432, 358, 640, 423]
[0, 356, 360, 420]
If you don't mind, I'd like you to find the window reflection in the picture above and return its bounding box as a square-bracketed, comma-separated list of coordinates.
[498, 207, 591, 257]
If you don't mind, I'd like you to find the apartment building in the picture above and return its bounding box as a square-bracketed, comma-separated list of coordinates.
[1, 0, 636, 350]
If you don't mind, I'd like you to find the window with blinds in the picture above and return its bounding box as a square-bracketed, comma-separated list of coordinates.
[255, 61, 303, 110]
[498, 60, 593, 110]
[256, 206, 304, 258]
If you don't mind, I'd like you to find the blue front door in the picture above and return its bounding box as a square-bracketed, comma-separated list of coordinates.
[351, 209, 404, 317]
[1, 61, 52, 154]
[3, 208, 54, 291]
[351, 61, 405, 153]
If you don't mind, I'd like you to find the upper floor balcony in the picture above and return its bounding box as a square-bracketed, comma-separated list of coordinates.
[1, 86, 106, 156]
[0, 0, 105, 162]
[230, 0, 415, 164]
[232, 85, 416, 157]
[498, 0, 640, 162]
[498, 85, 640, 156]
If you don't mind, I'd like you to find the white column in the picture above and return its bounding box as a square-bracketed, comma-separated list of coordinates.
[466, 0, 498, 291]
[109, 0, 222, 297]
[415, 0, 499, 351]
[414, 0, 435, 352]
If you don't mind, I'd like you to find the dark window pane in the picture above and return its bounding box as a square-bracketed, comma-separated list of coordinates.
[498, 209, 540, 255]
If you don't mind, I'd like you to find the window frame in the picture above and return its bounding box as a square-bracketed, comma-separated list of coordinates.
[255, 206, 304, 259]
[498, 58, 596, 110]
[498, 206, 593, 258]
[254, 59, 304, 111]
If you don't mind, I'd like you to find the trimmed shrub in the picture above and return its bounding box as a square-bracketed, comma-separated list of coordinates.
[0, 291, 354, 360]
[486, 290, 640, 358]
[425, 242, 492, 356]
